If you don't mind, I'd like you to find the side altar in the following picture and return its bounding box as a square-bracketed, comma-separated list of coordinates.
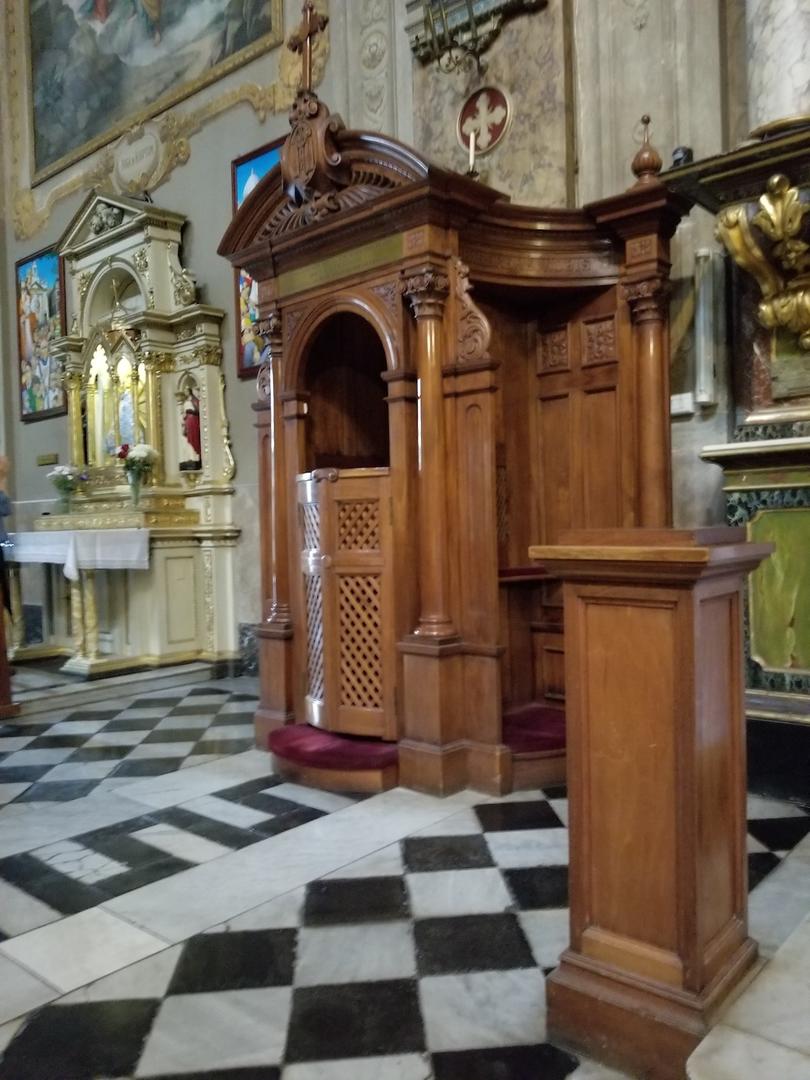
[12, 192, 240, 675]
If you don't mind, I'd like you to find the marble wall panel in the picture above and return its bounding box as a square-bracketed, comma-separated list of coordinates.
[746, 0, 810, 131]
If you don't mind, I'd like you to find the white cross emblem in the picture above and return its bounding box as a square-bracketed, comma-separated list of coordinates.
[461, 91, 507, 151]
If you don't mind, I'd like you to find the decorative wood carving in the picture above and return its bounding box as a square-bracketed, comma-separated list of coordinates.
[454, 258, 492, 365]
[621, 277, 671, 321]
[401, 266, 450, 319]
[370, 280, 400, 320]
[583, 316, 617, 365]
[539, 327, 569, 371]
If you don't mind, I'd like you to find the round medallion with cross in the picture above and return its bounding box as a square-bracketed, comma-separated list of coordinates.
[456, 86, 512, 160]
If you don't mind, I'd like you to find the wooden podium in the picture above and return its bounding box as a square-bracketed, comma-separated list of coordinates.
[530, 528, 772, 1080]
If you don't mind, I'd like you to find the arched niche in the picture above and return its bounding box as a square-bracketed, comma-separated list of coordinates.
[84, 265, 144, 336]
[301, 312, 390, 472]
[81, 331, 146, 468]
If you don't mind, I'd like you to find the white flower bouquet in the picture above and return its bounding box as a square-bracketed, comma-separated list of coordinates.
[46, 464, 87, 496]
[114, 443, 159, 481]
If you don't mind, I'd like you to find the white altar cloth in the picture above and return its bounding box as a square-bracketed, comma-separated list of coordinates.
[9, 530, 150, 582]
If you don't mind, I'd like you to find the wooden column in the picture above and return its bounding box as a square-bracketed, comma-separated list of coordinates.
[252, 311, 295, 744]
[531, 528, 773, 1080]
[399, 264, 464, 794]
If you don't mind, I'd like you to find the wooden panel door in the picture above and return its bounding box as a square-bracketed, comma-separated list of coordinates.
[297, 468, 396, 740]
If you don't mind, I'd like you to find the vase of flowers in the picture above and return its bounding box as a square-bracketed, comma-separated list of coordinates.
[115, 443, 159, 508]
[46, 464, 87, 514]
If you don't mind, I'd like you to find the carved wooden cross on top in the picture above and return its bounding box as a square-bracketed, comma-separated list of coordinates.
[288, 1, 328, 92]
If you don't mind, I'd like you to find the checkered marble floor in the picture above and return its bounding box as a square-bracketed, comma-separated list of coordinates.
[0, 696, 807, 1080]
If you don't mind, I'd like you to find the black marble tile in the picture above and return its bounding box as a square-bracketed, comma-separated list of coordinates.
[15, 780, 99, 802]
[103, 716, 165, 731]
[145, 1071, 280, 1080]
[285, 979, 424, 1062]
[76, 815, 159, 845]
[112, 759, 184, 778]
[542, 785, 568, 800]
[503, 866, 569, 910]
[227, 693, 261, 703]
[432, 1043, 579, 1080]
[414, 914, 535, 975]
[207, 712, 257, 727]
[0, 998, 160, 1080]
[402, 835, 494, 873]
[168, 929, 297, 994]
[63, 709, 121, 723]
[143, 727, 209, 744]
[215, 776, 284, 801]
[188, 687, 229, 695]
[304, 876, 410, 925]
[194, 737, 254, 755]
[475, 800, 563, 833]
[0, 753, 8, 764]
[170, 703, 225, 716]
[238, 790, 325, 818]
[748, 851, 782, 891]
[252, 807, 325, 838]
[96, 856, 196, 899]
[26, 733, 90, 749]
[129, 697, 184, 709]
[0, 723, 51, 737]
[156, 806, 256, 850]
[0, 765, 54, 783]
[0, 853, 105, 914]
[747, 816, 810, 852]
[69, 745, 130, 762]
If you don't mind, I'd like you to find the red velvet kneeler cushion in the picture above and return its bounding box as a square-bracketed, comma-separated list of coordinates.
[268, 724, 399, 771]
[502, 704, 566, 754]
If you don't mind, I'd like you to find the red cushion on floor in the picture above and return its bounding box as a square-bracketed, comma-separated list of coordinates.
[268, 724, 399, 771]
[502, 704, 566, 755]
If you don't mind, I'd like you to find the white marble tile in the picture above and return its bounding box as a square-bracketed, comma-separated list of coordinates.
[295, 922, 416, 986]
[199, 724, 256, 741]
[270, 782, 356, 814]
[33, 838, 128, 884]
[747, 794, 809, 820]
[217, 700, 258, 715]
[126, 742, 196, 760]
[58, 945, 183, 1004]
[85, 730, 151, 747]
[0, 736, 37, 751]
[747, 834, 768, 854]
[117, 708, 177, 720]
[41, 760, 118, 782]
[90, 777, 141, 793]
[569, 1059, 633, 1079]
[748, 845, 810, 957]
[721, 915, 810, 1055]
[485, 827, 569, 868]
[0, 1016, 26, 1057]
[135, 987, 292, 1076]
[133, 824, 234, 864]
[493, 788, 546, 803]
[324, 843, 404, 879]
[407, 868, 513, 918]
[0, 953, 57, 1025]
[419, 969, 546, 1051]
[180, 794, 271, 829]
[180, 754, 225, 769]
[117, 749, 278, 809]
[0, 783, 31, 805]
[282, 1056, 432, 1080]
[46, 719, 109, 735]
[1, 747, 74, 766]
[549, 798, 569, 826]
[687, 1023, 810, 1080]
[174, 694, 229, 706]
[0, 908, 167, 993]
[0, 878, 61, 937]
[210, 888, 305, 933]
[103, 788, 494, 942]
[154, 714, 213, 731]
[518, 909, 570, 968]
[408, 809, 485, 837]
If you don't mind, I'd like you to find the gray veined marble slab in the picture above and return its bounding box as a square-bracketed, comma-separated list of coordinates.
[116, 749, 278, 809]
[406, 868, 513, 918]
[282, 1056, 432, 1080]
[418, 969, 547, 1052]
[688, 1024, 810, 1080]
[294, 922, 417, 986]
[0, 953, 58, 1025]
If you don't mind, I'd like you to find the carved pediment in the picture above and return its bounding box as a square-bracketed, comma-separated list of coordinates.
[59, 191, 186, 258]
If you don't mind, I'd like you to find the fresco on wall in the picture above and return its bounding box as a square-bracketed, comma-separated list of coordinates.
[15, 249, 66, 422]
[28, 0, 280, 179]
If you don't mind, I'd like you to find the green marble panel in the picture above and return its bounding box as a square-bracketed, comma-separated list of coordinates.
[749, 508, 810, 672]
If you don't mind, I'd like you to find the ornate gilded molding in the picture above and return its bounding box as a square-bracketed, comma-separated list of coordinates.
[3, 0, 330, 241]
[717, 173, 810, 349]
[453, 259, 491, 364]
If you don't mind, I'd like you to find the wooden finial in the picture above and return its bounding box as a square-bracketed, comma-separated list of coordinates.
[288, 1, 328, 93]
[631, 114, 663, 185]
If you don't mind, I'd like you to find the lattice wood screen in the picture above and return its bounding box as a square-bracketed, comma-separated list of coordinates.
[304, 573, 325, 702]
[338, 574, 383, 708]
[337, 500, 381, 551]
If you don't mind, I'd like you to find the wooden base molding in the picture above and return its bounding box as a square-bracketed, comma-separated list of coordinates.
[270, 755, 398, 793]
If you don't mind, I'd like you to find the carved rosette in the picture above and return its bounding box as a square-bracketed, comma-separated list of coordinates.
[621, 278, 671, 323]
[401, 266, 450, 320]
[453, 259, 491, 365]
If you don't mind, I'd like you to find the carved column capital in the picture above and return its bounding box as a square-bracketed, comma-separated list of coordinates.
[621, 277, 671, 323]
[256, 308, 283, 405]
[401, 266, 450, 319]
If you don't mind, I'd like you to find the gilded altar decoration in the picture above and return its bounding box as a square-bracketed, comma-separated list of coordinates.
[717, 173, 810, 350]
[15, 246, 67, 422]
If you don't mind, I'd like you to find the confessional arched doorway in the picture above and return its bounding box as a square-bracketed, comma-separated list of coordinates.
[289, 310, 400, 743]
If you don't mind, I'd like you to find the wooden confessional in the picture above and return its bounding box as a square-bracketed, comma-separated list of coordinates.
[220, 85, 686, 795]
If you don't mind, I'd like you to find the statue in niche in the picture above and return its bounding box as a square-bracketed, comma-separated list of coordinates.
[179, 385, 202, 471]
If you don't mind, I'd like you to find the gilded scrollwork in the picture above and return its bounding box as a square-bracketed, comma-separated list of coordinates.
[716, 173, 810, 349]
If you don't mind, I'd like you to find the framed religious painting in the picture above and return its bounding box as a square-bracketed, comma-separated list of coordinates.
[15, 246, 67, 422]
[231, 136, 284, 379]
[27, 0, 284, 184]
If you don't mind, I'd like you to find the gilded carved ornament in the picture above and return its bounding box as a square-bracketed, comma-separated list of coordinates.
[716, 174, 810, 349]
